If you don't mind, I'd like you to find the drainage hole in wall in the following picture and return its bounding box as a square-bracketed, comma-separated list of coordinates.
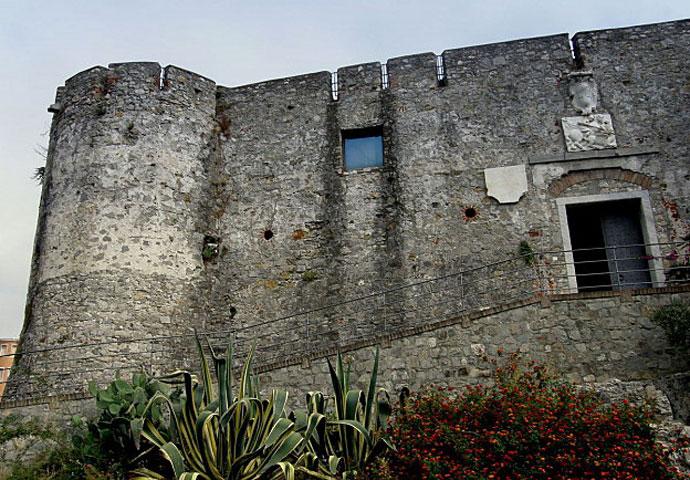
[263, 230, 274, 240]
[463, 206, 478, 221]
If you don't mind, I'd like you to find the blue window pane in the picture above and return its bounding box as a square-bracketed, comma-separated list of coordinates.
[344, 135, 383, 170]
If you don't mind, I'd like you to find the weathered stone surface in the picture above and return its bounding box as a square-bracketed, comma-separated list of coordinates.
[258, 290, 690, 414]
[4, 19, 690, 409]
[591, 378, 673, 420]
[568, 71, 599, 115]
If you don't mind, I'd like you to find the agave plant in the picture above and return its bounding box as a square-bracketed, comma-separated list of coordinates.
[293, 347, 395, 478]
[131, 337, 308, 480]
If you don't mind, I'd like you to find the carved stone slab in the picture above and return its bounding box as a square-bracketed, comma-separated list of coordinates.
[568, 71, 598, 115]
[561, 113, 617, 152]
[484, 164, 528, 204]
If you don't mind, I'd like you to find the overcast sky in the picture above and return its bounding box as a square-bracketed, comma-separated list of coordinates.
[1, 1, 689, 338]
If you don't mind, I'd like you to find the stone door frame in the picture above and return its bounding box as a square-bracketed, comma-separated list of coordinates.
[556, 190, 664, 293]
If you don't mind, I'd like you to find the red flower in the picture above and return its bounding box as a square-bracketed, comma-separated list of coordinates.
[365, 357, 689, 480]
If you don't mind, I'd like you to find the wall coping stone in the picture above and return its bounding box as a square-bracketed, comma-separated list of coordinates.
[529, 145, 658, 165]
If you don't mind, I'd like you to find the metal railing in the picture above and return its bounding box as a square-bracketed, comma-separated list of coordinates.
[1, 240, 688, 404]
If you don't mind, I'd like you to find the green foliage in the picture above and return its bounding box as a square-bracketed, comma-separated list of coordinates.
[302, 271, 318, 282]
[202, 244, 218, 260]
[8, 372, 182, 480]
[0, 414, 56, 444]
[652, 301, 690, 351]
[0, 414, 116, 480]
[293, 348, 394, 479]
[517, 240, 536, 266]
[87, 371, 179, 453]
[4, 443, 115, 480]
[2, 346, 393, 480]
[366, 356, 689, 480]
[201, 236, 220, 262]
[131, 338, 310, 480]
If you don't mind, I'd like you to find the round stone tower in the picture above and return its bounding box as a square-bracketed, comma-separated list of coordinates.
[7, 63, 217, 399]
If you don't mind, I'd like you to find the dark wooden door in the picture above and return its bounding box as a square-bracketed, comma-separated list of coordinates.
[567, 199, 651, 292]
[600, 201, 651, 289]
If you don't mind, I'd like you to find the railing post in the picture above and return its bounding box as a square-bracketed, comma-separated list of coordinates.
[303, 315, 309, 355]
[611, 246, 621, 290]
[382, 294, 388, 335]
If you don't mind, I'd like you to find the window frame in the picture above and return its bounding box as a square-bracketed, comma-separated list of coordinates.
[341, 126, 385, 172]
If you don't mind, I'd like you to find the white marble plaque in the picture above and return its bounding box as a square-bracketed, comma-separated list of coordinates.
[484, 164, 528, 204]
[561, 113, 617, 152]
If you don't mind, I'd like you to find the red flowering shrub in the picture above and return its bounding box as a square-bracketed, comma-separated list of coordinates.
[367, 358, 689, 479]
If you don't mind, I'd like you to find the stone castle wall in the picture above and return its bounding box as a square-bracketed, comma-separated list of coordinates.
[262, 288, 690, 420]
[3, 288, 689, 422]
[5, 19, 690, 400]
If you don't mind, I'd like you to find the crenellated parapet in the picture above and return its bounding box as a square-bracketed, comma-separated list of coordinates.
[8, 63, 220, 399]
[386, 53, 437, 91]
[6, 19, 690, 403]
[38, 62, 217, 283]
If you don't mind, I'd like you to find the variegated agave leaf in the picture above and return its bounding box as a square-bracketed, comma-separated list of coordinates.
[133, 336, 308, 480]
[300, 347, 394, 476]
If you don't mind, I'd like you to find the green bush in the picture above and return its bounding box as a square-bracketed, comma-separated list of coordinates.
[365, 356, 689, 480]
[87, 371, 180, 452]
[652, 301, 690, 351]
[0, 414, 115, 480]
[0, 371, 181, 480]
[4, 443, 113, 480]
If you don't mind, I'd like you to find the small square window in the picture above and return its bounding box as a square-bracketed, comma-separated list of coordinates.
[342, 127, 384, 171]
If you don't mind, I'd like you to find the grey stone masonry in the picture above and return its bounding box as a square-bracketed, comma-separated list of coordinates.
[5, 19, 690, 403]
[260, 289, 690, 402]
[3, 288, 689, 423]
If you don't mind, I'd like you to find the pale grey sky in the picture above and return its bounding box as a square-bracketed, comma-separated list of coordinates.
[1, 0, 689, 338]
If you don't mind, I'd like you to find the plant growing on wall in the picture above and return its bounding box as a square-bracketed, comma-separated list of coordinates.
[517, 240, 536, 266]
[201, 235, 220, 262]
[651, 301, 690, 352]
[666, 234, 690, 283]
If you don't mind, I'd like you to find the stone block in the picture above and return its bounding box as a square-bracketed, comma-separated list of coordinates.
[561, 113, 617, 152]
[483, 165, 528, 204]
